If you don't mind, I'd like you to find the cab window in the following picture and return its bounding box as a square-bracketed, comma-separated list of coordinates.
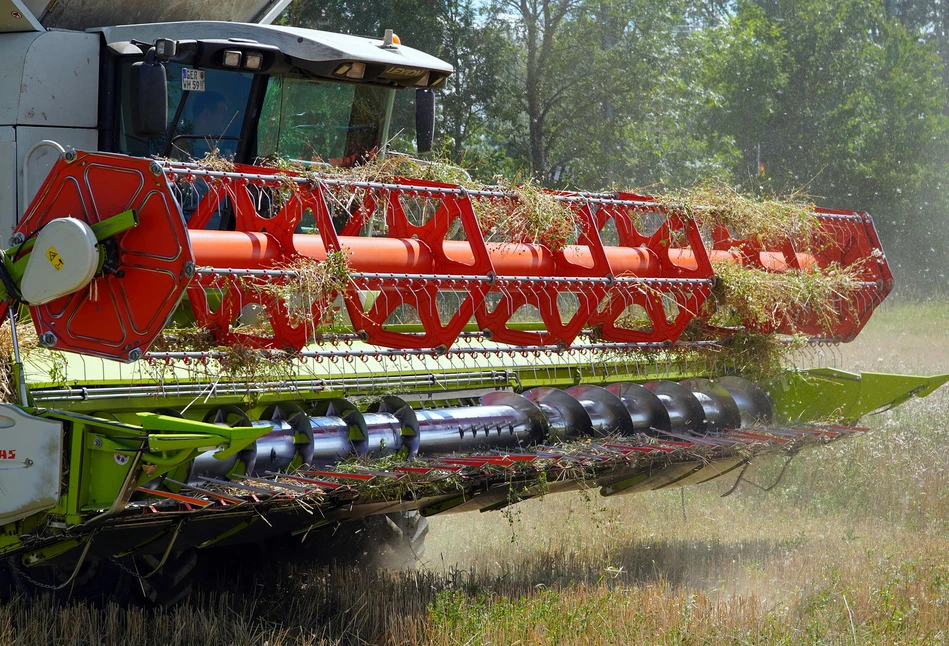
[256, 75, 390, 165]
[116, 61, 253, 161]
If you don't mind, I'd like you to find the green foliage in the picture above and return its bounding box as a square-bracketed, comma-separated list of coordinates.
[699, 0, 949, 292]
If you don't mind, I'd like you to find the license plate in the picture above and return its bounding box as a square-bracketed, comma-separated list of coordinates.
[181, 68, 206, 92]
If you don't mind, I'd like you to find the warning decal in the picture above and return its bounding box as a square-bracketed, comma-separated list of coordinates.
[46, 247, 64, 271]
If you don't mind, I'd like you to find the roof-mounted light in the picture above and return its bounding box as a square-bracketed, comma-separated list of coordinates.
[223, 50, 242, 68]
[333, 62, 366, 79]
[244, 52, 263, 70]
[155, 38, 177, 60]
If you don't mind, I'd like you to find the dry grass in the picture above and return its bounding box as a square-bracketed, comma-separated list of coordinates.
[475, 180, 578, 250]
[2, 301, 949, 645]
[655, 180, 861, 342]
[260, 251, 352, 327]
[275, 154, 580, 249]
[656, 180, 819, 248]
[709, 259, 864, 333]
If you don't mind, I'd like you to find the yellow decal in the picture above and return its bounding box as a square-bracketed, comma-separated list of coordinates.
[46, 247, 64, 271]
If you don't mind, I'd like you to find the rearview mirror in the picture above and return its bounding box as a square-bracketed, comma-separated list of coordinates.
[130, 49, 168, 137]
[415, 88, 435, 154]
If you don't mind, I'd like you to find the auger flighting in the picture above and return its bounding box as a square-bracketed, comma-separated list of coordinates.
[184, 376, 772, 483]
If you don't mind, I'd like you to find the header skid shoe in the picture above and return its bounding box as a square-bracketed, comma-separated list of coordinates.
[11, 152, 194, 362]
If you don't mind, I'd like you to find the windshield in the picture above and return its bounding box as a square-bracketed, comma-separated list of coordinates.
[116, 65, 392, 167]
[256, 76, 392, 166]
[116, 62, 253, 159]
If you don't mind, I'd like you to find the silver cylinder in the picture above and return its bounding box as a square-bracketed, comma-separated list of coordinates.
[605, 382, 671, 435]
[415, 404, 535, 454]
[644, 381, 707, 434]
[308, 415, 354, 466]
[679, 378, 742, 434]
[524, 387, 594, 441]
[717, 376, 773, 427]
[564, 385, 635, 436]
[362, 412, 405, 457]
[251, 420, 299, 473]
[188, 450, 239, 484]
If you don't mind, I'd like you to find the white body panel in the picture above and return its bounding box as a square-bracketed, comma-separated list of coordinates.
[0, 129, 14, 240]
[0, 404, 63, 525]
[15, 31, 99, 127]
[15, 127, 98, 236]
[0, 30, 100, 238]
[98, 22, 454, 77]
[0, 31, 34, 124]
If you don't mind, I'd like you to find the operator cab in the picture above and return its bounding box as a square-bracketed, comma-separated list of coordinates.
[95, 22, 451, 167]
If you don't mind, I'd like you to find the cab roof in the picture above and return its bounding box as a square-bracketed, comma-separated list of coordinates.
[93, 21, 453, 88]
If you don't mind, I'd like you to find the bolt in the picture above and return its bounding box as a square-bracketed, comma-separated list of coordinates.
[25, 459, 33, 467]
[149, 160, 163, 176]
[183, 261, 196, 279]
[9, 233, 24, 246]
[128, 348, 142, 362]
[38, 332, 56, 348]
[63, 149, 78, 163]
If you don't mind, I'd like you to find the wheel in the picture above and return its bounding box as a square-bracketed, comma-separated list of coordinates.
[0, 558, 16, 603]
[377, 510, 429, 568]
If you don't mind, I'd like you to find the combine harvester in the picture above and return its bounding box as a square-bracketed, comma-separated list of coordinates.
[0, 0, 945, 604]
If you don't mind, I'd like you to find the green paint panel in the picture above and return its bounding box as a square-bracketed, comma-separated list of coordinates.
[765, 368, 949, 424]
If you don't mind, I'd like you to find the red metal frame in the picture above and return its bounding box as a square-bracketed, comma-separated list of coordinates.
[12, 153, 194, 361]
[8, 153, 893, 358]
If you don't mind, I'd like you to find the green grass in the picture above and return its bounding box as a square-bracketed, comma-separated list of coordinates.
[3, 302, 949, 645]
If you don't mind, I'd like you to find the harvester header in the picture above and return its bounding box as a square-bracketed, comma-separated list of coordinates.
[0, 12, 940, 606]
[0, 145, 941, 605]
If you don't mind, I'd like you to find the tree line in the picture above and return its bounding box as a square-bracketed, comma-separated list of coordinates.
[281, 0, 949, 294]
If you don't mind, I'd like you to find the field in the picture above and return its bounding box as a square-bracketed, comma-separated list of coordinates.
[2, 301, 949, 645]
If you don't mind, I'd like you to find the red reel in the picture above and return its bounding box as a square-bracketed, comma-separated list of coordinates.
[13, 152, 194, 361]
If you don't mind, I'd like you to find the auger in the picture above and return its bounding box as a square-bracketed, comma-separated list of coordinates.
[0, 5, 945, 604]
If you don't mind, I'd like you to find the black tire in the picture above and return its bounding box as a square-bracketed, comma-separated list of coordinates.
[2, 549, 196, 607]
[379, 510, 429, 568]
